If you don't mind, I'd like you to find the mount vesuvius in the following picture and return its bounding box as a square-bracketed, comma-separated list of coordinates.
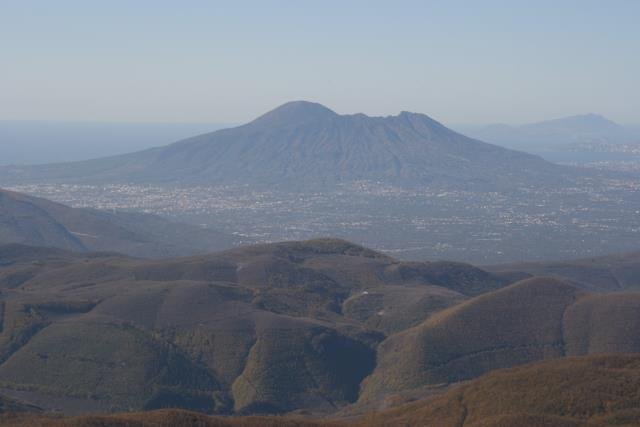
[0, 101, 573, 189]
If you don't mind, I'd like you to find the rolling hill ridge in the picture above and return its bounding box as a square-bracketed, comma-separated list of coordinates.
[0, 240, 640, 418]
[360, 277, 640, 402]
[6, 354, 640, 426]
[0, 239, 512, 415]
[456, 113, 638, 150]
[0, 188, 236, 258]
[487, 251, 640, 291]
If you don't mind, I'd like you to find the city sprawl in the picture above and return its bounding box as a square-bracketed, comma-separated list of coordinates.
[10, 175, 640, 264]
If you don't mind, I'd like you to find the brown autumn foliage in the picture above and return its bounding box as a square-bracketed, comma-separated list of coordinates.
[5, 354, 640, 426]
[356, 354, 640, 426]
[0, 239, 511, 415]
[0, 410, 341, 427]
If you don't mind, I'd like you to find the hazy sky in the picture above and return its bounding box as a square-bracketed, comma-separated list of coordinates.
[2, 0, 639, 125]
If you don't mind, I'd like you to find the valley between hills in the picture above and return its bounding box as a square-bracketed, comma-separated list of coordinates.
[7, 354, 640, 426]
[1, 237, 640, 425]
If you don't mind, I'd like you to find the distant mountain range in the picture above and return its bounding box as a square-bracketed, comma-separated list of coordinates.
[0, 101, 572, 190]
[454, 113, 639, 150]
[0, 188, 236, 257]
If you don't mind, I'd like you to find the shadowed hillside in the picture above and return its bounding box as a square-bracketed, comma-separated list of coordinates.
[487, 251, 640, 292]
[360, 277, 640, 401]
[357, 354, 640, 427]
[0, 410, 335, 427]
[0, 239, 512, 415]
[0, 189, 236, 258]
[7, 355, 640, 426]
[2, 240, 640, 418]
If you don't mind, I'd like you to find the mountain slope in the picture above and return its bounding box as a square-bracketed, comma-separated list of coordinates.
[3, 240, 640, 418]
[358, 354, 640, 427]
[0, 120, 232, 166]
[0, 239, 513, 415]
[0, 101, 569, 189]
[0, 189, 236, 258]
[8, 355, 640, 426]
[360, 277, 640, 401]
[487, 251, 640, 291]
[457, 113, 637, 150]
[0, 410, 333, 427]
